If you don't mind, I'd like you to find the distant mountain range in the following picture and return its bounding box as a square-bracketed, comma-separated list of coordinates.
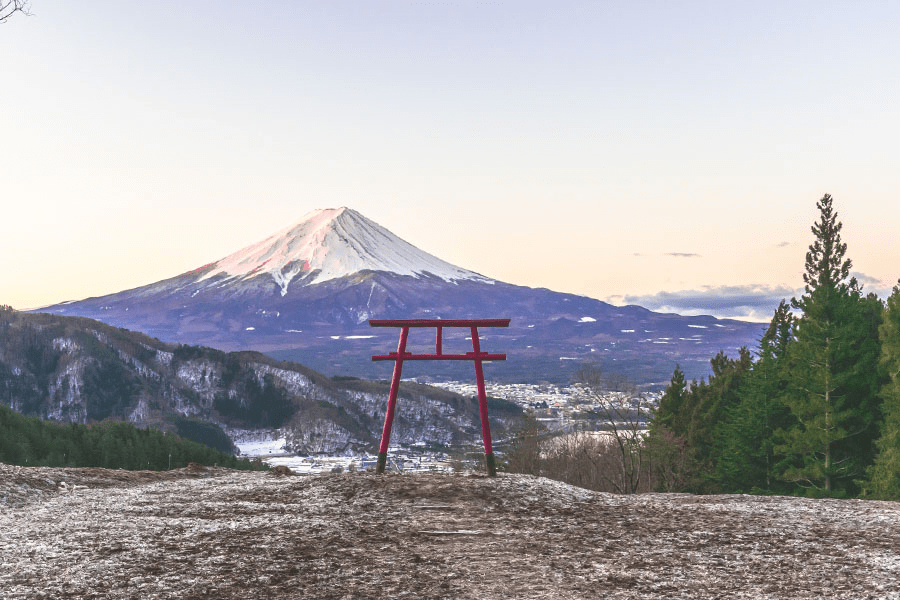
[38, 208, 765, 386]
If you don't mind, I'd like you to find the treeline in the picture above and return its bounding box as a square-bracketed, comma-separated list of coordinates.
[0, 403, 264, 471]
[650, 194, 899, 498]
[507, 195, 900, 500]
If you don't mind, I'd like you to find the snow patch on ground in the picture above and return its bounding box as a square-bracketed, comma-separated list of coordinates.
[234, 436, 287, 457]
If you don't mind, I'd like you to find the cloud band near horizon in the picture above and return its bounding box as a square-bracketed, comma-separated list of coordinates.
[617, 277, 897, 323]
[615, 285, 801, 323]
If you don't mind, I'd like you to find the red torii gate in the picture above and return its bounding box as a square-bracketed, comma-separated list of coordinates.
[369, 318, 510, 476]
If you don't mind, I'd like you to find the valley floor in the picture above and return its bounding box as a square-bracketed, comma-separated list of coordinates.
[2, 463, 900, 599]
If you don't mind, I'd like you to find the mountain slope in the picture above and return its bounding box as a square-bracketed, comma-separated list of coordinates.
[0, 308, 518, 454]
[38, 208, 765, 385]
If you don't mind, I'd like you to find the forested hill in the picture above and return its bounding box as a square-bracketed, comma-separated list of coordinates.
[646, 195, 900, 499]
[0, 307, 521, 456]
[0, 403, 261, 470]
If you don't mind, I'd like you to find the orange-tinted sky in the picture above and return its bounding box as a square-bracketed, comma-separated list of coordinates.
[2, 1, 899, 321]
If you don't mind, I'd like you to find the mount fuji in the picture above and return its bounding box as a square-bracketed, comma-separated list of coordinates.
[191, 207, 495, 296]
[39, 208, 764, 385]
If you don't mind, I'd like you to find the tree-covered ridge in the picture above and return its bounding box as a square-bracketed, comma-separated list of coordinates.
[0, 306, 507, 456]
[0, 308, 308, 451]
[0, 307, 317, 429]
[648, 195, 898, 498]
[0, 403, 263, 470]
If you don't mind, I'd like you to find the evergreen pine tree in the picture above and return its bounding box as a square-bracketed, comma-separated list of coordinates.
[650, 355, 752, 493]
[686, 348, 752, 491]
[863, 283, 900, 498]
[653, 365, 687, 434]
[775, 194, 882, 494]
[717, 301, 796, 492]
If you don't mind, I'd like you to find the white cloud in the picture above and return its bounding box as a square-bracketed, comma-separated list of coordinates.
[618, 284, 802, 322]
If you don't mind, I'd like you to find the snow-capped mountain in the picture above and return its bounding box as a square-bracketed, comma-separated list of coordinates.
[195, 207, 492, 296]
[38, 208, 765, 385]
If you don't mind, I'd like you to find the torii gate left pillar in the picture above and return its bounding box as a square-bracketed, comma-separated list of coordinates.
[369, 318, 510, 476]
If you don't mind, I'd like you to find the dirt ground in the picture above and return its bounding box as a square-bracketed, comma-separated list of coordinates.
[2, 462, 900, 599]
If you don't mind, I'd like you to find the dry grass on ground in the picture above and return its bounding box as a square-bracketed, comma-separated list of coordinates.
[2, 463, 900, 599]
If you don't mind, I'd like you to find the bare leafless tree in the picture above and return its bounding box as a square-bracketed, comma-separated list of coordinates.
[506, 365, 672, 494]
[503, 413, 543, 475]
[540, 430, 622, 492]
[574, 364, 655, 494]
[0, 0, 30, 24]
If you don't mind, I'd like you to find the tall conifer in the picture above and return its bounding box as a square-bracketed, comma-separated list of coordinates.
[717, 301, 795, 492]
[775, 194, 882, 494]
[654, 365, 687, 435]
[863, 283, 900, 498]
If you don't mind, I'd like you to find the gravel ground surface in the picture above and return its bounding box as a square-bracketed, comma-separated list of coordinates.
[3, 462, 900, 599]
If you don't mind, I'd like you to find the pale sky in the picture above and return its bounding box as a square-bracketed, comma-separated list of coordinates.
[2, 1, 899, 322]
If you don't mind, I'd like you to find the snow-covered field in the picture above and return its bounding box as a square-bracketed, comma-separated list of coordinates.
[233, 430, 459, 475]
[3, 462, 900, 599]
[235, 435, 288, 457]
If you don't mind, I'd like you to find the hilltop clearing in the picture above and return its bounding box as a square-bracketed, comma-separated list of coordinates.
[2, 464, 900, 599]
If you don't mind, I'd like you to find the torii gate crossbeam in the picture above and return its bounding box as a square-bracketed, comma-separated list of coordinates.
[369, 318, 510, 476]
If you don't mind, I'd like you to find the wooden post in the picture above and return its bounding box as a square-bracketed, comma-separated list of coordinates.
[376, 326, 409, 474]
[471, 326, 496, 476]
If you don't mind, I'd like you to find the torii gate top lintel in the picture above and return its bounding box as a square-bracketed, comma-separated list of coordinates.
[368, 318, 510, 476]
[370, 318, 510, 363]
[369, 318, 511, 328]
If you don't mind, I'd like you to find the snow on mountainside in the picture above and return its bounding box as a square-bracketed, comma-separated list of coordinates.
[196, 207, 493, 296]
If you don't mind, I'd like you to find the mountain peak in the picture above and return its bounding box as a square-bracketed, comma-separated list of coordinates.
[196, 207, 492, 295]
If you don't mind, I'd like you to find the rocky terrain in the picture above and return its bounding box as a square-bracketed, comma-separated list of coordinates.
[2, 462, 900, 599]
